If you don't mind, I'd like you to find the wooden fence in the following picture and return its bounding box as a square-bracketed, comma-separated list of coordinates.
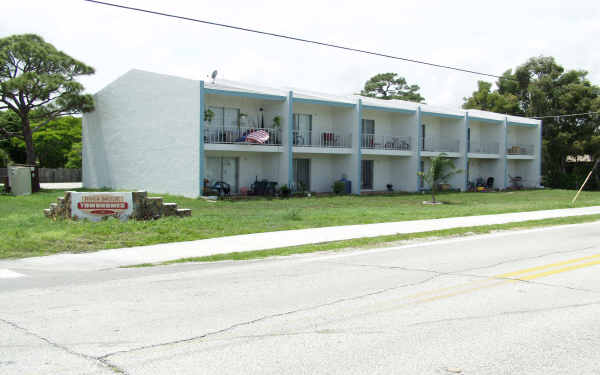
[0, 168, 81, 183]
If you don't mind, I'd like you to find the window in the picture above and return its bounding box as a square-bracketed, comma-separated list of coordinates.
[361, 119, 375, 135]
[361, 159, 374, 190]
[208, 106, 240, 129]
[293, 114, 312, 145]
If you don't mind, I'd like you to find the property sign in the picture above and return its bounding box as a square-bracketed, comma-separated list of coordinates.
[71, 192, 134, 222]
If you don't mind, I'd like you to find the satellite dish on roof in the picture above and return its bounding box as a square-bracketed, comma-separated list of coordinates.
[211, 70, 218, 83]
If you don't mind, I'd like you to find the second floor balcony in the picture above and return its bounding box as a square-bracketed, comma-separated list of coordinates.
[507, 143, 534, 156]
[293, 130, 352, 148]
[420, 137, 460, 153]
[361, 134, 411, 151]
[205, 126, 281, 146]
[469, 142, 499, 154]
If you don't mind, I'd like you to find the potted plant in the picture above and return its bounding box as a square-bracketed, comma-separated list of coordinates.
[204, 109, 214, 123]
[272, 116, 281, 129]
[271, 116, 282, 143]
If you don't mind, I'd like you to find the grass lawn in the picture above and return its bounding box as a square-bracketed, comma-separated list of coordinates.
[1, 188, 600, 259]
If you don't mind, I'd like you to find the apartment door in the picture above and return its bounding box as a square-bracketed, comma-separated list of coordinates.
[293, 114, 312, 145]
[361, 159, 374, 189]
[206, 157, 239, 193]
[294, 159, 310, 191]
[421, 124, 426, 150]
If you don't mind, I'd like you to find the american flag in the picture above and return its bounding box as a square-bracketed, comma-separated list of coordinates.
[246, 129, 270, 144]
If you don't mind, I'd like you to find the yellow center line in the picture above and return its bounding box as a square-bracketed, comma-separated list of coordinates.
[328, 253, 600, 324]
[496, 253, 600, 278]
[391, 253, 600, 308]
[518, 259, 600, 281]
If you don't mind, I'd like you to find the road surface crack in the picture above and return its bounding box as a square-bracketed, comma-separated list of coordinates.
[98, 273, 443, 359]
[453, 244, 597, 274]
[0, 317, 128, 374]
[322, 261, 600, 294]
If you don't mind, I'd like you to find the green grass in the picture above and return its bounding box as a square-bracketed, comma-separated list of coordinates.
[147, 214, 600, 266]
[1, 188, 600, 259]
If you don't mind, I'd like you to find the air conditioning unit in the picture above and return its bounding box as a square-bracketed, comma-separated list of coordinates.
[8, 166, 32, 196]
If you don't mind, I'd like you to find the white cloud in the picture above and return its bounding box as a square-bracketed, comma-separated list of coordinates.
[3, 0, 599, 109]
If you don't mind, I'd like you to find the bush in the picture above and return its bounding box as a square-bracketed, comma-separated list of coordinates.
[279, 184, 291, 198]
[332, 181, 346, 195]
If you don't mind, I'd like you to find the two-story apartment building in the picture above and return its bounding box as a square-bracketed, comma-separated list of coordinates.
[83, 69, 542, 197]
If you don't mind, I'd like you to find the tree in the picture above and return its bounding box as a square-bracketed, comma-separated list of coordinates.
[361, 73, 425, 102]
[463, 56, 600, 188]
[0, 34, 94, 187]
[417, 153, 461, 203]
[0, 148, 9, 167]
[65, 142, 82, 169]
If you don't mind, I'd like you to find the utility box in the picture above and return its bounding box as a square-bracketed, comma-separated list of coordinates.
[8, 166, 32, 196]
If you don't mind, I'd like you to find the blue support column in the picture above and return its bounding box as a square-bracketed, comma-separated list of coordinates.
[539, 120, 543, 187]
[199, 80, 205, 196]
[287, 91, 294, 187]
[416, 106, 422, 192]
[464, 112, 469, 191]
[503, 116, 508, 188]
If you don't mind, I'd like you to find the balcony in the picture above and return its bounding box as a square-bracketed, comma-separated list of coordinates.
[361, 134, 411, 151]
[293, 130, 352, 149]
[420, 137, 460, 153]
[205, 126, 281, 146]
[506, 143, 534, 156]
[469, 142, 499, 154]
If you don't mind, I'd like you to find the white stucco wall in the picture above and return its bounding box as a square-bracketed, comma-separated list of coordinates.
[83, 69, 200, 197]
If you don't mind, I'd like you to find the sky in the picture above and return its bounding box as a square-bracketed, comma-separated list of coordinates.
[3, 0, 600, 109]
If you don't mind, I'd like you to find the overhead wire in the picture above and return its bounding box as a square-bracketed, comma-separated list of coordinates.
[83, 0, 600, 121]
[82, 0, 516, 82]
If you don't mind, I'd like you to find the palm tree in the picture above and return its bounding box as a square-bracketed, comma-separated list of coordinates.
[417, 153, 462, 203]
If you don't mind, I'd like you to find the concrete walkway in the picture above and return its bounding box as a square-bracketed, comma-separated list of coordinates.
[3, 205, 600, 272]
[40, 182, 82, 190]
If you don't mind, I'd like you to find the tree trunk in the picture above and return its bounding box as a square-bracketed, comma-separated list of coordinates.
[20, 115, 40, 192]
[21, 116, 36, 164]
[431, 184, 436, 203]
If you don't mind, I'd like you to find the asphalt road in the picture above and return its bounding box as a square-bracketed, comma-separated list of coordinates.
[2, 222, 600, 374]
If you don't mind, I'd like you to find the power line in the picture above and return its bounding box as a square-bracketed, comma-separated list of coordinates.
[83, 0, 515, 81]
[533, 111, 600, 119]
